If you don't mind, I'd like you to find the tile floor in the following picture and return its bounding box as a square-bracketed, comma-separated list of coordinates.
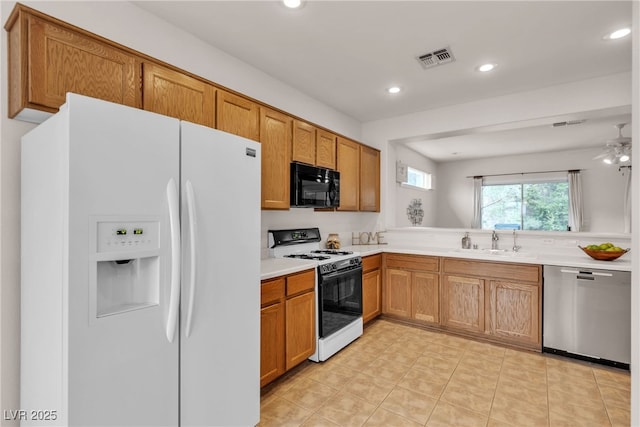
[259, 319, 631, 427]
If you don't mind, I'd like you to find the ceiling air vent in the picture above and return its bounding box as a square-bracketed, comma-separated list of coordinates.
[416, 47, 455, 70]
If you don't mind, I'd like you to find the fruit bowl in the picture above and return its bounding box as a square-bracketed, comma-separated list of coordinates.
[579, 246, 629, 261]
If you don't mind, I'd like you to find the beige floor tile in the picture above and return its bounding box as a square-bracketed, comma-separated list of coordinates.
[398, 366, 451, 398]
[413, 354, 459, 376]
[440, 379, 495, 415]
[260, 396, 313, 427]
[276, 378, 339, 411]
[315, 390, 378, 427]
[500, 360, 547, 385]
[359, 356, 413, 383]
[464, 340, 507, 360]
[487, 418, 518, 427]
[546, 357, 597, 382]
[300, 413, 341, 427]
[435, 334, 471, 350]
[503, 348, 547, 371]
[549, 399, 611, 427]
[378, 345, 422, 366]
[426, 401, 488, 427]
[547, 377, 603, 403]
[593, 368, 631, 391]
[342, 372, 396, 405]
[381, 385, 438, 425]
[455, 355, 503, 378]
[422, 343, 465, 360]
[497, 371, 548, 394]
[305, 362, 359, 389]
[490, 392, 549, 427]
[598, 384, 631, 409]
[449, 366, 500, 391]
[606, 403, 631, 427]
[363, 407, 425, 427]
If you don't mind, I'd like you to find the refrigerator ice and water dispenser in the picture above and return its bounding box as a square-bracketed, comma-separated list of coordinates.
[92, 219, 161, 318]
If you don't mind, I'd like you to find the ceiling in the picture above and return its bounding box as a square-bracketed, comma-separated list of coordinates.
[133, 0, 633, 160]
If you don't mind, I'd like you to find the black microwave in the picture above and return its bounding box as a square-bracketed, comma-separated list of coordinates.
[290, 163, 340, 208]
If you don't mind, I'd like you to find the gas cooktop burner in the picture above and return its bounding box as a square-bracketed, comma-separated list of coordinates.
[311, 250, 354, 256]
[284, 254, 331, 261]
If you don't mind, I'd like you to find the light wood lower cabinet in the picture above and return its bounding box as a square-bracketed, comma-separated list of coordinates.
[441, 275, 485, 333]
[362, 254, 382, 324]
[383, 254, 439, 324]
[441, 258, 542, 349]
[260, 269, 315, 387]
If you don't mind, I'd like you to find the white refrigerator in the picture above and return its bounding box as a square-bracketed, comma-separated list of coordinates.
[20, 93, 261, 426]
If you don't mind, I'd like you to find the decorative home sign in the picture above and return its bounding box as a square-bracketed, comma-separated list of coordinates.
[407, 199, 424, 226]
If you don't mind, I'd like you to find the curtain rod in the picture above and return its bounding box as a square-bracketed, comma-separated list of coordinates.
[467, 169, 580, 179]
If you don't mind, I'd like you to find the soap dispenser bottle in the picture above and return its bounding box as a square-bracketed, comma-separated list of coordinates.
[461, 232, 471, 249]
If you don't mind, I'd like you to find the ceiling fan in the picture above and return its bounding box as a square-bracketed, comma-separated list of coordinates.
[594, 123, 631, 165]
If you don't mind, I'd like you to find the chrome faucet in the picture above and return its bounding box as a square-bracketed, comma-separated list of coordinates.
[512, 230, 521, 252]
[491, 230, 499, 250]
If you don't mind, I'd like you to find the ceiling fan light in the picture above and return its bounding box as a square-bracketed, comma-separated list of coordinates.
[603, 155, 614, 164]
[620, 154, 630, 162]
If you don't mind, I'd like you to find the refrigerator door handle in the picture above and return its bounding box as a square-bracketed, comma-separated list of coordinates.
[166, 178, 181, 343]
[185, 180, 197, 337]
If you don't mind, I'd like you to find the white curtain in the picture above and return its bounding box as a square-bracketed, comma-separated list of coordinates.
[472, 176, 483, 229]
[568, 170, 583, 232]
[624, 167, 632, 233]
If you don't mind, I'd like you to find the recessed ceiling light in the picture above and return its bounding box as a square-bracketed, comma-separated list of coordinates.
[283, 0, 302, 8]
[388, 86, 401, 94]
[477, 63, 497, 72]
[605, 27, 631, 40]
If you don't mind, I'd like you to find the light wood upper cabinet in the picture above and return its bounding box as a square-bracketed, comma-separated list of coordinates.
[142, 62, 215, 127]
[336, 137, 360, 211]
[360, 145, 381, 212]
[316, 130, 337, 170]
[216, 89, 259, 141]
[292, 120, 316, 165]
[5, 7, 141, 119]
[260, 107, 292, 210]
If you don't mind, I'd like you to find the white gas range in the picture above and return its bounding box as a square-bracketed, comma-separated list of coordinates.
[268, 228, 363, 362]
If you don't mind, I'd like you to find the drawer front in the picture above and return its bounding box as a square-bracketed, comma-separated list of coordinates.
[362, 254, 382, 272]
[261, 277, 285, 306]
[286, 269, 315, 296]
[384, 253, 439, 272]
[443, 258, 541, 283]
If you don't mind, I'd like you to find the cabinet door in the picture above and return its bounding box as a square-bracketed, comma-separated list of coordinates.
[19, 14, 140, 116]
[143, 62, 215, 127]
[383, 268, 412, 318]
[359, 145, 380, 212]
[316, 130, 336, 170]
[260, 302, 285, 387]
[412, 271, 439, 323]
[292, 120, 316, 165]
[216, 90, 259, 141]
[362, 269, 381, 324]
[285, 291, 316, 370]
[336, 137, 360, 211]
[441, 275, 485, 333]
[488, 280, 541, 347]
[260, 108, 292, 210]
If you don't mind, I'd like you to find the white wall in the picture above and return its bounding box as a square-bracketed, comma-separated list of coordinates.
[393, 144, 438, 227]
[432, 146, 628, 232]
[0, 1, 367, 423]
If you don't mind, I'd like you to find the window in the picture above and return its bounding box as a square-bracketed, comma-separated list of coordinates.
[402, 166, 432, 190]
[481, 173, 569, 231]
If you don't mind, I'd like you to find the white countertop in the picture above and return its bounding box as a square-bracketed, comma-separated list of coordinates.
[261, 243, 631, 281]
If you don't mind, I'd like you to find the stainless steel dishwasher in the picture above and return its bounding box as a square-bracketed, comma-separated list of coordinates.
[543, 265, 631, 369]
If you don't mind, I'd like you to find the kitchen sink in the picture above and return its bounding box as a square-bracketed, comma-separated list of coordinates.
[449, 248, 538, 259]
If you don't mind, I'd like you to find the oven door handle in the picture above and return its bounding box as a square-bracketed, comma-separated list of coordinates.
[319, 266, 362, 281]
